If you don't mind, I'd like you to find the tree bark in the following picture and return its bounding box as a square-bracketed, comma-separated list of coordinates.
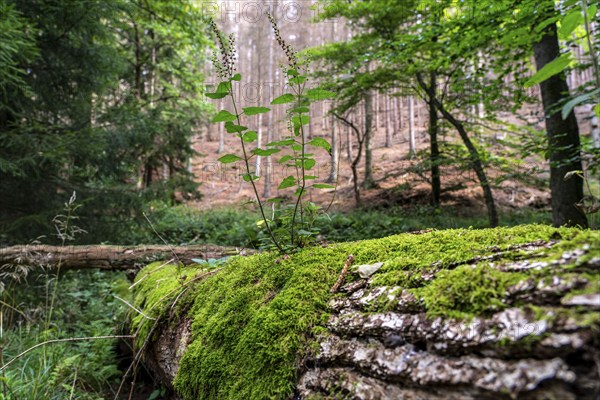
[363, 91, 376, 189]
[532, 22, 587, 228]
[416, 73, 498, 227]
[0, 244, 247, 271]
[426, 72, 441, 207]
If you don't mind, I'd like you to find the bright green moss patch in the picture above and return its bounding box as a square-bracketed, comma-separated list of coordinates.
[131, 225, 598, 400]
[416, 264, 526, 319]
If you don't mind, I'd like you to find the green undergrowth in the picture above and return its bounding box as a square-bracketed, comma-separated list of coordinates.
[131, 224, 599, 400]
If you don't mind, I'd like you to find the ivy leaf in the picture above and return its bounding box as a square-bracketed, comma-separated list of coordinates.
[271, 93, 295, 104]
[525, 54, 571, 88]
[313, 183, 335, 189]
[252, 148, 281, 156]
[308, 137, 332, 155]
[225, 121, 248, 133]
[278, 176, 296, 189]
[242, 130, 258, 142]
[306, 88, 336, 101]
[213, 110, 237, 123]
[243, 106, 270, 116]
[231, 73, 242, 81]
[218, 154, 242, 164]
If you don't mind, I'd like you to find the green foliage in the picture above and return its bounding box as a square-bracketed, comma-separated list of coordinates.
[207, 16, 335, 253]
[0, 0, 211, 244]
[130, 225, 598, 399]
[0, 270, 130, 399]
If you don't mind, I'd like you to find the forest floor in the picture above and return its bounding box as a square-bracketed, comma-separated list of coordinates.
[189, 123, 544, 216]
[188, 106, 596, 218]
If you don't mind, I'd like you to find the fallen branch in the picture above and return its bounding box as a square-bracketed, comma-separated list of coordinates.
[0, 244, 251, 271]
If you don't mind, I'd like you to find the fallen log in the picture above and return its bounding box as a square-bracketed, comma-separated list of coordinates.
[129, 226, 600, 399]
[0, 244, 249, 271]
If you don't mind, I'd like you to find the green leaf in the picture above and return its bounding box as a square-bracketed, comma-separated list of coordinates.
[252, 148, 281, 156]
[278, 155, 293, 164]
[243, 173, 259, 182]
[289, 76, 306, 85]
[294, 187, 304, 196]
[291, 144, 302, 152]
[595, 103, 600, 118]
[306, 88, 336, 101]
[558, 9, 583, 38]
[305, 175, 317, 180]
[292, 106, 310, 113]
[225, 121, 248, 133]
[242, 130, 258, 142]
[243, 106, 270, 116]
[217, 81, 231, 93]
[278, 176, 296, 189]
[303, 158, 316, 170]
[231, 73, 242, 81]
[213, 110, 237, 123]
[313, 183, 335, 189]
[525, 54, 571, 88]
[561, 89, 600, 120]
[271, 93, 295, 105]
[267, 139, 296, 147]
[308, 137, 332, 154]
[292, 115, 310, 126]
[287, 69, 299, 77]
[218, 154, 242, 164]
[205, 92, 227, 99]
[267, 197, 284, 203]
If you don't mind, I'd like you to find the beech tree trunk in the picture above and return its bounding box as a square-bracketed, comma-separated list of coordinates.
[0, 244, 245, 271]
[533, 22, 587, 228]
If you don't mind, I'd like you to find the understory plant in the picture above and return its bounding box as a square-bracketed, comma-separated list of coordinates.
[206, 14, 335, 253]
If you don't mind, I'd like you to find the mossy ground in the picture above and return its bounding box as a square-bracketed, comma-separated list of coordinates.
[131, 225, 599, 400]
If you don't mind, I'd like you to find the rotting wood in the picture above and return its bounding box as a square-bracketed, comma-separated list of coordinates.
[0, 244, 252, 271]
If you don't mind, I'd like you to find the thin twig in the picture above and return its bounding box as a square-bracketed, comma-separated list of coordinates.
[330, 255, 355, 294]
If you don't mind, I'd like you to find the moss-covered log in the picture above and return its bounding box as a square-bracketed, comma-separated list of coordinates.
[129, 225, 600, 399]
[0, 244, 245, 270]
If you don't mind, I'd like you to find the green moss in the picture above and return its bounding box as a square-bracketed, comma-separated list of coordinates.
[415, 264, 526, 319]
[131, 225, 598, 400]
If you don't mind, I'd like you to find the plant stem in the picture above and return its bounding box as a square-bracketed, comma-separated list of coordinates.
[290, 78, 308, 246]
[229, 88, 285, 253]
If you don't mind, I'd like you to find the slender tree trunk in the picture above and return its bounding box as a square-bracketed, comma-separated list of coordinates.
[328, 114, 338, 183]
[408, 96, 416, 158]
[346, 124, 353, 162]
[426, 73, 441, 207]
[363, 91, 376, 189]
[533, 22, 587, 228]
[385, 95, 392, 148]
[417, 74, 498, 227]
